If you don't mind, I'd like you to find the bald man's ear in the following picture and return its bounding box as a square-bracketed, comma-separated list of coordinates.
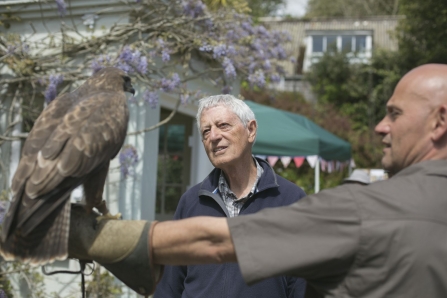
[432, 105, 447, 142]
[247, 120, 257, 143]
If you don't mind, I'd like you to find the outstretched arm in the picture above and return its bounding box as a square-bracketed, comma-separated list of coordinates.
[152, 216, 236, 265]
[68, 207, 236, 296]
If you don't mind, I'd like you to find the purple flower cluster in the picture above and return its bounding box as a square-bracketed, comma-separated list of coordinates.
[270, 74, 281, 83]
[213, 44, 227, 58]
[55, 0, 67, 17]
[86, 0, 292, 110]
[160, 73, 181, 92]
[91, 47, 148, 75]
[195, 12, 291, 90]
[6, 45, 17, 55]
[156, 39, 172, 63]
[91, 55, 112, 73]
[0, 289, 7, 298]
[199, 44, 213, 52]
[161, 49, 170, 62]
[222, 57, 236, 79]
[44, 74, 64, 103]
[143, 90, 159, 109]
[248, 70, 265, 88]
[119, 145, 139, 178]
[182, 0, 206, 18]
[117, 46, 148, 75]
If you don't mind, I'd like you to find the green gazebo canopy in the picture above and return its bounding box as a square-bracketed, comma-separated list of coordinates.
[246, 101, 351, 161]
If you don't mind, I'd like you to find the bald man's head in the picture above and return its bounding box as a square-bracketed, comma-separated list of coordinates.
[402, 64, 447, 106]
[375, 64, 447, 176]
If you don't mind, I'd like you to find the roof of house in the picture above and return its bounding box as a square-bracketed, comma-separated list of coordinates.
[261, 15, 403, 76]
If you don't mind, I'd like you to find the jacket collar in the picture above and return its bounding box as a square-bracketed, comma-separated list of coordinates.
[199, 157, 279, 194]
[393, 160, 447, 178]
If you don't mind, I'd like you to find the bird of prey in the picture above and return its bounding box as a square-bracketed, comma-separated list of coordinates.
[0, 67, 134, 265]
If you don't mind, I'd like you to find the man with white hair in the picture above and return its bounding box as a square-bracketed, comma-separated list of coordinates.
[153, 95, 307, 298]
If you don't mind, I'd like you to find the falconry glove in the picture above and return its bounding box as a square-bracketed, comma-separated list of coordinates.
[68, 205, 162, 296]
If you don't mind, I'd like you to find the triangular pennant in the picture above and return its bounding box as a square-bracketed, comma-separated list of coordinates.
[280, 156, 292, 168]
[320, 158, 327, 172]
[267, 156, 279, 167]
[293, 157, 305, 168]
[306, 155, 318, 168]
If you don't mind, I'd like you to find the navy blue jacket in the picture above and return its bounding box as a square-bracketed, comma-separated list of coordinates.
[154, 158, 307, 298]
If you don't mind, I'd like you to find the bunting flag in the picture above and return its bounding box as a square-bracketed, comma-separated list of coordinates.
[306, 155, 318, 168]
[320, 158, 328, 172]
[264, 155, 352, 172]
[280, 156, 292, 168]
[293, 157, 305, 168]
[267, 156, 279, 167]
[335, 161, 341, 171]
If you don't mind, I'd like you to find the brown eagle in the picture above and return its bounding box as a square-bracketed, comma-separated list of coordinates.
[0, 67, 134, 265]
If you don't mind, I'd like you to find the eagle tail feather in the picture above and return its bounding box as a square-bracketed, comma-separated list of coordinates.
[0, 199, 71, 266]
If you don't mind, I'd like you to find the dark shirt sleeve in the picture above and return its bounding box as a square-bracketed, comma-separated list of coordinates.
[229, 185, 361, 285]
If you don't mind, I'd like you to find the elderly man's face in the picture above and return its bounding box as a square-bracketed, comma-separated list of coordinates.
[200, 105, 256, 170]
[375, 75, 433, 176]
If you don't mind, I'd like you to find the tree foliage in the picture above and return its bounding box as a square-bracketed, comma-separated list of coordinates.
[85, 266, 122, 298]
[305, 49, 400, 132]
[306, 0, 400, 18]
[395, 0, 447, 73]
[246, 0, 286, 18]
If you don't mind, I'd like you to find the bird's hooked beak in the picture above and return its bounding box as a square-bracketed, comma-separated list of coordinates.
[123, 76, 135, 95]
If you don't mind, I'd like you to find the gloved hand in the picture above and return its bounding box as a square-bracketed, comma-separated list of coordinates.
[68, 204, 162, 296]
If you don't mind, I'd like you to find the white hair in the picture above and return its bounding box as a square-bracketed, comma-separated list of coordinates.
[196, 94, 256, 134]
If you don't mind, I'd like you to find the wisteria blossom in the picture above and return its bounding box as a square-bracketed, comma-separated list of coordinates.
[182, 0, 206, 18]
[91, 47, 149, 75]
[119, 146, 139, 178]
[55, 0, 67, 16]
[44, 74, 64, 103]
[0, 289, 7, 298]
[7, 0, 294, 176]
[160, 73, 181, 92]
[248, 70, 266, 88]
[143, 90, 159, 109]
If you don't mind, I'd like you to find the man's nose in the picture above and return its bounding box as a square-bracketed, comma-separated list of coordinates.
[375, 117, 390, 135]
[209, 127, 221, 140]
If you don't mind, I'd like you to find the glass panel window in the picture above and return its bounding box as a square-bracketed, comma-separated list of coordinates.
[157, 124, 186, 217]
[341, 36, 353, 52]
[326, 36, 337, 52]
[355, 35, 367, 52]
[312, 36, 323, 53]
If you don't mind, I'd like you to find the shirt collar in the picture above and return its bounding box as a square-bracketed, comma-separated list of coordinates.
[218, 156, 264, 201]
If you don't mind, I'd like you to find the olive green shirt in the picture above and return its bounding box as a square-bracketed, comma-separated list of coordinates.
[229, 160, 447, 297]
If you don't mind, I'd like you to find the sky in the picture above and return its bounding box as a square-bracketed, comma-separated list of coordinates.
[276, 0, 308, 17]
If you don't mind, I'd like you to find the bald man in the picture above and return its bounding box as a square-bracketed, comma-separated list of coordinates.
[69, 64, 447, 297]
